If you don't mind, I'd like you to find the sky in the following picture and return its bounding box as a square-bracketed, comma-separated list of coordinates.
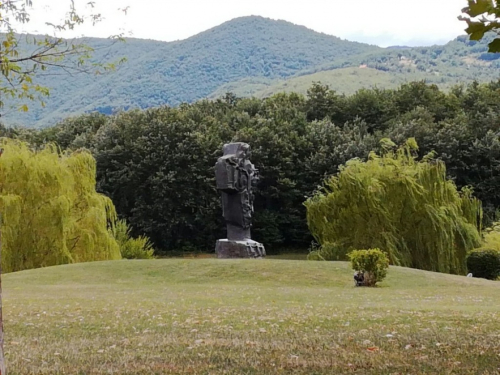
[14, 0, 469, 47]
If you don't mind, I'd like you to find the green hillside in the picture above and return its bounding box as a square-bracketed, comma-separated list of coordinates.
[1, 16, 379, 127]
[5, 259, 500, 374]
[209, 67, 421, 98]
[211, 35, 500, 98]
[1, 16, 500, 127]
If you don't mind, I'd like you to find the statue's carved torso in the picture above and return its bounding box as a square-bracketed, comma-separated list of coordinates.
[215, 143, 258, 241]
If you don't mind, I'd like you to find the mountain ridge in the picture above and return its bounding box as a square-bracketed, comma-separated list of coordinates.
[1, 16, 499, 128]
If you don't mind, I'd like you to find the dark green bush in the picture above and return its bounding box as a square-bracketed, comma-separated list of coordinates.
[466, 248, 500, 280]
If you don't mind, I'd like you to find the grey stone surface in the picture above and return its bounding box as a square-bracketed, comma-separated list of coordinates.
[215, 142, 266, 258]
[215, 239, 266, 259]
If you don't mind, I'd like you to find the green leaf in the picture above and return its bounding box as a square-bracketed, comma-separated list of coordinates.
[488, 38, 500, 52]
[465, 21, 490, 40]
[466, 0, 494, 17]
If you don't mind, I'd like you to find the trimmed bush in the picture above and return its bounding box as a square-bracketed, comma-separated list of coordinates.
[348, 248, 390, 286]
[466, 248, 500, 280]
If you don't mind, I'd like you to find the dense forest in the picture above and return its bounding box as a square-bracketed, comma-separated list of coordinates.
[3, 80, 500, 259]
[2, 16, 500, 128]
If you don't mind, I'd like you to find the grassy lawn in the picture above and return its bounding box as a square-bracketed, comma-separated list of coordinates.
[267, 253, 308, 260]
[4, 259, 500, 374]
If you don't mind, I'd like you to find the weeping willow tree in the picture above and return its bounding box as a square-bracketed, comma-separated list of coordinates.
[0, 139, 121, 273]
[305, 138, 482, 275]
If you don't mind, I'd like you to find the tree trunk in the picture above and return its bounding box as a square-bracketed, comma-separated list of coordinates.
[0, 227, 5, 375]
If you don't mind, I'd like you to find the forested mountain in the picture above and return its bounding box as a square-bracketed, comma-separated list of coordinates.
[210, 33, 500, 98]
[1, 16, 500, 127]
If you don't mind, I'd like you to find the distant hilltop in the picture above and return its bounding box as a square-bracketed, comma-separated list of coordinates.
[1, 16, 499, 128]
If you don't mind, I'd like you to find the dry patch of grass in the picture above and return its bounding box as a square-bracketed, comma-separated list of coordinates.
[461, 56, 492, 66]
[4, 259, 500, 374]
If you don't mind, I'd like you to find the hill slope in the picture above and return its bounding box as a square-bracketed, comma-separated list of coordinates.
[209, 67, 421, 98]
[4, 259, 500, 374]
[1, 17, 500, 127]
[210, 34, 500, 98]
[1, 16, 379, 127]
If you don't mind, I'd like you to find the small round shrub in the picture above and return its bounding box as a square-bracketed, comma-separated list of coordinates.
[466, 248, 500, 280]
[348, 248, 390, 287]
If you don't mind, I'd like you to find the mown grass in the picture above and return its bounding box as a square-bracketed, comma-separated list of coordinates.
[4, 259, 500, 374]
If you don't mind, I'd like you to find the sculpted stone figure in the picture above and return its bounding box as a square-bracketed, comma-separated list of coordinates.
[215, 142, 266, 258]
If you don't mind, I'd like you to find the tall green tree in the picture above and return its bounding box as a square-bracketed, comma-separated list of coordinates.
[0, 149, 4, 375]
[0, 139, 121, 273]
[305, 139, 482, 274]
[93, 107, 225, 252]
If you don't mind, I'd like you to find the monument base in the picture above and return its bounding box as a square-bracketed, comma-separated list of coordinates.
[215, 239, 266, 259]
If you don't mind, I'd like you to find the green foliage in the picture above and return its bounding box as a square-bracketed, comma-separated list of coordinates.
[76, 95, 372, 253]
[307, 242, 350, 261]
[481, 221, 500, 251]
[111, 219, 154, 259]
[91, 107, 225, 252]
[7, 80, 500, 257]
[459, 1, 500, 52]
[348, 248, 390, 286]
[466, 248, 500, 280]
[1, 16, 379, 127]
[0, 139, 121, 272]
[305, 139, 483, 275]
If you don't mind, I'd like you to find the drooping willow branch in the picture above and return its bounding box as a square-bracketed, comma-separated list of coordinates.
[305, 138, 483, 275]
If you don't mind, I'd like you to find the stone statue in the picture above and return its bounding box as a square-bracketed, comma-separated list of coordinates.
[215, 142, 266, 258]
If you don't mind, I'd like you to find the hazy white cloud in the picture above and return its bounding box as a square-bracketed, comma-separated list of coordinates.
[12, 0, 468, 47]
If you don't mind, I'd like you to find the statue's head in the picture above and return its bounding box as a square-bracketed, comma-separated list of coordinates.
[223, 142, 250, 160]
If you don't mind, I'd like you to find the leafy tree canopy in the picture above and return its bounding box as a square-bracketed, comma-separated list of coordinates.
[5, 80, 500, 261]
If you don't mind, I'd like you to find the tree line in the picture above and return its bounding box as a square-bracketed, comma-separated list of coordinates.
[2, 80, 500, 256]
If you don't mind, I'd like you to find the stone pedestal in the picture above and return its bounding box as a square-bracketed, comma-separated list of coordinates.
[215, 239, 266, 259]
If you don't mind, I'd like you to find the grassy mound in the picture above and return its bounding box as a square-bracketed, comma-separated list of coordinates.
[4, 259, 500, 374]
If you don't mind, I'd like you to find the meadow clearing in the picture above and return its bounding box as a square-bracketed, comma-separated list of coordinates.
[3, 258, 500, 374]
